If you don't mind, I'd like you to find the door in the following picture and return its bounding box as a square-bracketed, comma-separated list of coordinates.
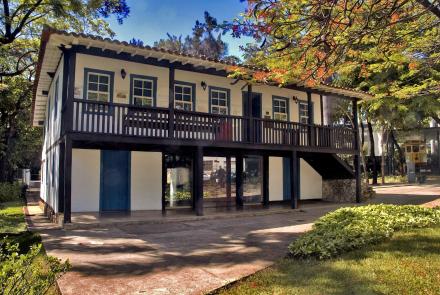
[100, 150, 130, 212]
[242, 92, 262, 117]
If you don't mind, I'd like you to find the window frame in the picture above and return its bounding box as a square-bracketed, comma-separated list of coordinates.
[83, 68, 114, 114]
[298, 100, 313, 125]
[209, 86, 230, 115]
[129, 74, 158, 107]
[272, 96, 289, 121]
[173, 81, 196, 111]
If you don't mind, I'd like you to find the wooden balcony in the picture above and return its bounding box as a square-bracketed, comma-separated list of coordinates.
[72, 99, 356, 152]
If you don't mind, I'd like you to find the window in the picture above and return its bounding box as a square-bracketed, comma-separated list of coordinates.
[210, 88, 229, 115]
[131, 76, 156, 106]
[86, 72, 111, 102]
[299, 101, 310, 124]
[273, 97, 288, 121]
[174, 83, 194, 111]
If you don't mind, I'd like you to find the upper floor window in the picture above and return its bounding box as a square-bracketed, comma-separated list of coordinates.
[174, 82, 195, 111]
[299, 101, 311, 124]
[131, 75, 157, 107]
[210, 87, 229, 115]
[273, 96, 288, 121]
[84, 68, 114, 103]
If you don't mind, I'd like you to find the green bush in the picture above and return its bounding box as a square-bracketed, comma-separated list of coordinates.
[0, 183, 22, 203]
[289, 204, 440, 259]
[0, 238, 70, 294]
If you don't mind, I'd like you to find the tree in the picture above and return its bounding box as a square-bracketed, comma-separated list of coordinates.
[0, 76, 41, 181]
[0, 0, 130, 78]
[154, 11, 239, 61]
[0, 0, 131, 181]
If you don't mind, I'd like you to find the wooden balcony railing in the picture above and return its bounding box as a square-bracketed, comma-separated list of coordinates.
[72, 99, 356, 151]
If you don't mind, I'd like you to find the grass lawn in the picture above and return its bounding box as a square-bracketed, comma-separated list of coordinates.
[0, 200, 27, 233]
[0, 201, 63, 294]
[216, 226, 440, 295]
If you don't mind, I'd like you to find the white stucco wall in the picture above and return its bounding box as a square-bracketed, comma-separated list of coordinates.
[300, 159, 323, 199]
[131, 151, 162, 210]
[71, 149, 100, 212]
[40, 56, 64, 208]
[269, 157, 284, 201]
[74, 53, 322, 123]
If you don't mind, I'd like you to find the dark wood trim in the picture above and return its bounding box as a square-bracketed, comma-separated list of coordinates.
[290, 150, 299, 209]
[262, 155, 269, 208]
[226, 156, 232, 207]
[352, 98, 361, 203]
[194, 146, 204, 216]
[307, 92, 314, 146]
[320, 94, 324, 124]
[63, 136, 72, 223]
[73, 45, 228, 78]
[60, 50, 70, 136]
[236, 154, 244, 209]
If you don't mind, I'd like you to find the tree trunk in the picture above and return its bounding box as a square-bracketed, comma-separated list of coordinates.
[390, 130, 405, 175]
[381, 129, 389, 185]
[367, 120, 378, 184]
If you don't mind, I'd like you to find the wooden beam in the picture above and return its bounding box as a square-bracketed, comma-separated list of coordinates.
[352, 98, 361, 203]
[194, 146, 204, 216]
[290, 150, 299, 209]
[226, 156, 232, 208]
[307, 91, 314, 146]
[57, 140, 65, 213]
[236, 154, 244, 209]
[262, 155, 269, 208]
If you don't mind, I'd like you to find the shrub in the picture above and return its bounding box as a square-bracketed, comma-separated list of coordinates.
[0, 182, 23, 203]
[0, 238, 70, 294]
[289, 204, 440, 259]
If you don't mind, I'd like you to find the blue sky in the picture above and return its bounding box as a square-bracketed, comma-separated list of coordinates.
[107, 0, 253, 58]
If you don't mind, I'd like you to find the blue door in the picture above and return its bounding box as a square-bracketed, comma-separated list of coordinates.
[100, 150, 130, 212]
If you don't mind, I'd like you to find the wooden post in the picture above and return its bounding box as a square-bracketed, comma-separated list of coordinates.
[226, 156, 232, 208]
[63, 136, 72, 223]
[262, 155, 269, 208]
[194, 146, 204, 216]
[352, 98, 361, 203]
[307, 92, 314, 146]
[236, 154, 244, 209]
[290, 150, 299, 209]
[168, 65, 175, 138]
[247, 84, 254, 143]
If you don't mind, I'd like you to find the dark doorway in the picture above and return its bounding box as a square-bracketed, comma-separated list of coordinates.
[242, 92, 262, 118]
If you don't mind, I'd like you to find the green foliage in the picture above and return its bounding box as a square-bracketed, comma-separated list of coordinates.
[217, 227, 440, 295]
[289, 205, 440, 259]
[154, 11, 239, 61]
[0, 238, 70, 295]
[0, 182, 22, 203]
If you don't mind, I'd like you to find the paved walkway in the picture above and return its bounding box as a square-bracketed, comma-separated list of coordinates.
[25, 183, 440, 295]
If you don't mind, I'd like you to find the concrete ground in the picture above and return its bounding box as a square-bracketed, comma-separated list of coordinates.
[27, 183, 440, 295]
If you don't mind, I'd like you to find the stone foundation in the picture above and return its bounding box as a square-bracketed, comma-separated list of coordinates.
[322, 179, 375, 203]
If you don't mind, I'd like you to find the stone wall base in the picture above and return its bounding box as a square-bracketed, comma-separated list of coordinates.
[38, 198, 62, 224]
[322, 179, 375, 203]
